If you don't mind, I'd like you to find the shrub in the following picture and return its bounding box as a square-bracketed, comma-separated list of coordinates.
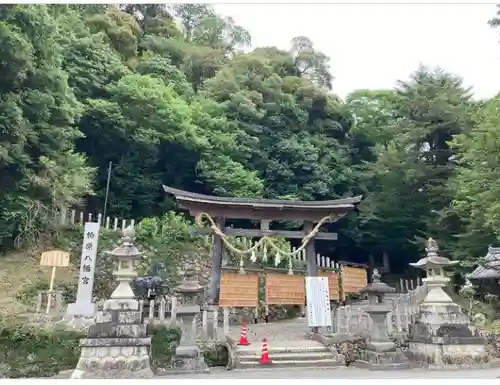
[0, 322, 227, 378]
[0, 324, 83, 378]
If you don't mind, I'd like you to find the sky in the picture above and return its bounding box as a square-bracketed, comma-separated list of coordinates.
[214, 4, 500, 100]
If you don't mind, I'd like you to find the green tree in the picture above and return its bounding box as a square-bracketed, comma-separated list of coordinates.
[0, 5, 93, 248]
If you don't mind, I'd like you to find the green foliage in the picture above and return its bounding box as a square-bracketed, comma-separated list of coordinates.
[0, 324, 83, 378]
[149, 325, 181, 370]
[3, 3, 500, 285]
[200, 341, 229, 367]
[0, 322, 225, 378]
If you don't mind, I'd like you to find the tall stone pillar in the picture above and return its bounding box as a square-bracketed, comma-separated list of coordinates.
[71, 227, 154, 379]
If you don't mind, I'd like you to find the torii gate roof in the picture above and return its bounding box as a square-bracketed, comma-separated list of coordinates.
[163, 185, 362, 221]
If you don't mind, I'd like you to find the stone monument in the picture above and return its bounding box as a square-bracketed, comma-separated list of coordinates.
[355, 269, 411, 370]
[71, 226, 155, 379]
[407, 237, 489, 368]
[168, 265, 209, 374]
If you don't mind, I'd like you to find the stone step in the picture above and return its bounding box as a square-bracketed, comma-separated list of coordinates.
[235, 342, 339, 369]
[237, 345, 328, 356]
[237, 358, 337, 369]
[239, 351, 333, 362]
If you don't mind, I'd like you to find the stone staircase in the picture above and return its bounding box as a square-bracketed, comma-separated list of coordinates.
[235, 342, 341, 369]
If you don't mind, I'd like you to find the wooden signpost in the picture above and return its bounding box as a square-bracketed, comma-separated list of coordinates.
[40, 249, 70, 314]
[265, 272, 305, 305]
[318, 271, 340, 300]
[340, 265, 368, 297]
[219, 270, 259, 308]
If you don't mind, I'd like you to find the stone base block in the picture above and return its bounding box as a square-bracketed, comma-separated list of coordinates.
[71, 368, 154, 379]
[354, 349, 412, 371]
[62, 315, 96, 330]
[73, 339, 154, 378]
[66, 301, 97, 317]
[407, 341, 489, 368]
[172, 345, 209, 372]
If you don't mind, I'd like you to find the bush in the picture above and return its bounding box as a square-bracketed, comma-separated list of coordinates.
[202, 342, 229, 367]
[0, 324, 83, 378]
[0, 322, 228, 378]
[150, 325, 181, 369]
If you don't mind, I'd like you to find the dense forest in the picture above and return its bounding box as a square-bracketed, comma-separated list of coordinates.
[1, 4, 500, 273]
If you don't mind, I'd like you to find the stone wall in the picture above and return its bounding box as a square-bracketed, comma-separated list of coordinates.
[478, 330, 500, 359]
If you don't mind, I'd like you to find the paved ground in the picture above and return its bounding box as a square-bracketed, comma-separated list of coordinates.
[173, 366, 500, 379]
[226, 317, 313, 345]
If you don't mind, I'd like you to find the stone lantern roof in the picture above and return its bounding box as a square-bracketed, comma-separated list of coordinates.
[176, 266, 204, 295]
[409, 237, 459, 270]
[107, 226, 144, 260]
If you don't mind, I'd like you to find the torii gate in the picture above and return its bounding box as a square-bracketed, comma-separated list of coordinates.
[163, 185, 362, 305]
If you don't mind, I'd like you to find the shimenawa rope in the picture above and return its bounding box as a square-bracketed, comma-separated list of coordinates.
[195, 212, 333, 257]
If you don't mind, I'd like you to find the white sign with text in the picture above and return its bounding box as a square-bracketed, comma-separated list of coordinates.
[66, 222, 101, 317]
[305, 276, 332, 328]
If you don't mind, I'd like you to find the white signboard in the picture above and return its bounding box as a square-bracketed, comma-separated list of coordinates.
[305, 276, 332, 328]
[66, 222, 101, 317]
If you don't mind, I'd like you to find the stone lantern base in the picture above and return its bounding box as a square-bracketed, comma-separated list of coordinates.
[163, 344, 210, 375]
[71, 310, 154, 379]
[407, 302, 489, 368]
[355, 340, 412, 370]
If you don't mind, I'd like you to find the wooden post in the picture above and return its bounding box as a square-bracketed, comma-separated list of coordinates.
[202, 309, 208, 338]
[159, 299, 166, 323]
[382, 252, 390, 273]
[304, 220, 318, 332]
[209, 217, 225, 305]
[368, 253, 375, 272]
[148, 299, 155, 323]
[36, 292, 43, 313]
[304, 221, 318, 278]
[223, 307, 230, 335]
[46, 266, 57, 314]
[170, 297, 177, 325]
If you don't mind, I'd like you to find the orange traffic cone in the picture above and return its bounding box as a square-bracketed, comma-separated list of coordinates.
[238, 319, 250, 346]
[259, 337, 272, 365]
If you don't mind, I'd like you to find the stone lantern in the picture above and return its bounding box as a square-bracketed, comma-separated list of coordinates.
[407, 237, 488, 368]
[71, 227, 154, 379]
[355, 269, 410, 370]
[409, 237, 459, 305]
[169, 266, 209, 374]
[362, 269, 395, 345]
[104, 226, 144, 311]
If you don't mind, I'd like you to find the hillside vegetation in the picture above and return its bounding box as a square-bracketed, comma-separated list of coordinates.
[2, 4, 500, 287]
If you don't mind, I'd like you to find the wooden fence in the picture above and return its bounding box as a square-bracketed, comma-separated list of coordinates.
[58, 208, 134, 231]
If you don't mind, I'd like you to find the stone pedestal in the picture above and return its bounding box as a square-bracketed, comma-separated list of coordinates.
[71, 310, 154, 378]
[408, 301, 488, 368]
[407, 237, 489, 368]
[171, 308, 208, 373]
